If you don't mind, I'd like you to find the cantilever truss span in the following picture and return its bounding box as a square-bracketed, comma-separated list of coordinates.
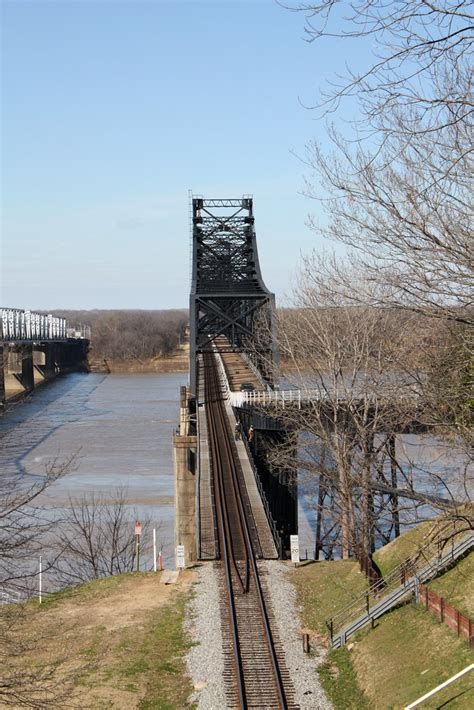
[189, 196, 277, 394]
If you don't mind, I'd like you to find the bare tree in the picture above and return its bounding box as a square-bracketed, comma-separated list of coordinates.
[0, 455, 86, 708]
[53, 488, 150, 584]
[53, 309, 188, 362]
[261, 257, 472, 562]
[284, 1, 473, 325]
[289, 1, 472, 143]
[0, 456, 77, 593]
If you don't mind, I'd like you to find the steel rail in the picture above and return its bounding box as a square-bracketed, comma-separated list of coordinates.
[203, 352, 288, 709]
[205, 369, 246, 707]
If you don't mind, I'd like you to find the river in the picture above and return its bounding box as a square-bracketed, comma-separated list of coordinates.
[0, 372, 470, 585]
[0, 372, 187, 582]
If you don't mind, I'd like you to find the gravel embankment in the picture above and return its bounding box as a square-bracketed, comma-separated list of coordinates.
[185, 560, 331, 709]
[259, 560, 333, 710]
[184, 562, 227, 709]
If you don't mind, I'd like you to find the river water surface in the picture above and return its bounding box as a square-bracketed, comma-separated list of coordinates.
[0, 372, 186, 575]
[1, 371, 470, 580]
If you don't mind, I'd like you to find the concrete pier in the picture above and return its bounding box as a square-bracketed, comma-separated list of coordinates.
[20, 345, 35, 392]
[173, 386, 197, 567]
[0, 345, 5, 410]
[0, 339, 89, 410]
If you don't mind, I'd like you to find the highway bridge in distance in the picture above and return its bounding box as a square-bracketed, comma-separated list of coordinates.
[0, 308, 90, 409]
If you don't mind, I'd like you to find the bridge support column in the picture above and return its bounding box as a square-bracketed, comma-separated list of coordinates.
[0, 344, 5, 410]
[173, 387, 197, 567]
[20, 345, 34, 392]
[36, 343, 56, 379]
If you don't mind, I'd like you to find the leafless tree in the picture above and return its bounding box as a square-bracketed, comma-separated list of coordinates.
[53, 309, 188, 361]
[261, 257, 472, 561]
[0, 455, 86, 708]
[0, 455, 77, 593]
[53, 488, 150, 584]
[288, 1, 472, 143]
[284, 1, 473, 325]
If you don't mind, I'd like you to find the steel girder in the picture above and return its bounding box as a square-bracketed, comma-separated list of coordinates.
[189, 196, 277, 394]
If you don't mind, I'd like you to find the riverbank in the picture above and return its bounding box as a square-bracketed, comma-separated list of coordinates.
[2, 571, 196, 708]
[292, 530, 474, 708]
[89, 343, 189, 373]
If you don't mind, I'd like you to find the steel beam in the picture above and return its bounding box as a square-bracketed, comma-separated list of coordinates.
[189, 196, 278, 394]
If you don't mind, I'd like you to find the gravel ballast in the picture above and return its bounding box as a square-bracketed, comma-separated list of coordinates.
[185, 559, 331, 709]
[259, 560, 332, 710]
[184, 562, 227, 709]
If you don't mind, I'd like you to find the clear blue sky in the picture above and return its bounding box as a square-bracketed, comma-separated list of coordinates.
[1, 0, 356, 310]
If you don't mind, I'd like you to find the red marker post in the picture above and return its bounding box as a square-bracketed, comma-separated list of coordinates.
[135, 521, 142, 572]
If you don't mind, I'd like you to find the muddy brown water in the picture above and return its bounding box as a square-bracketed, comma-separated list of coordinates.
[0, 371, 470, 579]
[0, 372, 187, 572]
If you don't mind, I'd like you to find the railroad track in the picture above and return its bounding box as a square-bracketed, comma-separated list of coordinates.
[203, 352, 296, 709]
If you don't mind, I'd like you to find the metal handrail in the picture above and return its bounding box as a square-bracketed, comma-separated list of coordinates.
[231, 386, 421, 408]
[327, 531, 474, 639]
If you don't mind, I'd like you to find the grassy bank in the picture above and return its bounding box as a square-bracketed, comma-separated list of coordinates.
[373, 511, 473, 578]
[2, 571, 196, 709]
[293, 551, 473, 708]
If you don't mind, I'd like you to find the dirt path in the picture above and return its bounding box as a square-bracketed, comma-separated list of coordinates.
[3, 571, 196, 708]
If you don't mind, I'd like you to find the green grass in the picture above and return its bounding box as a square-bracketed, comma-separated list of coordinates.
[317, 647, 367, 709]
[373, 511, 473, 578]
[293, 550, 474, 709]
[428, 551, 474, 618]
[293, 560, 368, 632]
[36, 573, 135, 609]
[114, 594, 195, 710]
[352, 604, 474, 709]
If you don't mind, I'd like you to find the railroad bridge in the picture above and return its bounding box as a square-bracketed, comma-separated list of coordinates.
[0, 308, 90, 409]
[174, 196, 298, 570]
[174, 196, 301, 708]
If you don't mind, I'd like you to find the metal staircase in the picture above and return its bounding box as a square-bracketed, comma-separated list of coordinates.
[327, 531, 474, 648]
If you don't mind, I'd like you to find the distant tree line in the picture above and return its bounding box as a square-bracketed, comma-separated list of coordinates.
[55, 309, 188, 361]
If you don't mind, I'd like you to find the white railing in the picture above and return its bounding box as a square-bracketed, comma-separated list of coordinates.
[1, 308, 90, 342]
[212, 346, 233, 400]
[405, 664, 473, 709]
[230, 388, 308, 408]
[230, 387, 421, 409]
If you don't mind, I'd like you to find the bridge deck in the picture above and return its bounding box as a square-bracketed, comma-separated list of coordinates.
[196, 351, 277, 560]
[214, 336, 263, 392]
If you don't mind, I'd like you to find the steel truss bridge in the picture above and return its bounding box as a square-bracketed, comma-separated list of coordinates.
[177, 195, 434, 707]
[189, 196, 278, 395]
[1, 308, 90, 342]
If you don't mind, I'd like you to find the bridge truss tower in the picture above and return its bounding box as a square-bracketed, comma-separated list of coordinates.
[189, 196, 277, 395]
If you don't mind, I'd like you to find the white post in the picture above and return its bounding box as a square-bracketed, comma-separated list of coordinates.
[39, 555, 42, 604]
[153, 528, 157, 572]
